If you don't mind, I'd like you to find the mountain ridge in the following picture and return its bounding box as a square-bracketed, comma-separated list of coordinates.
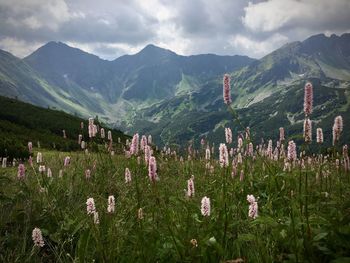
[0, 33, 350, 146]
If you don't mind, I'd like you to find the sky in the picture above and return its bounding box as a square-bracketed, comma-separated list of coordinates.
[0, 0, 349, 60]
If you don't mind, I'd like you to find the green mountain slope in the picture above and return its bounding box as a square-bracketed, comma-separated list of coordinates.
[129, 33, 350, 146]
[0, 96, 128, 159]
[0, 49, 108, 117]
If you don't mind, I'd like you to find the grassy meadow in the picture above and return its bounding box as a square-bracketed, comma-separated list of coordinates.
[0, 139, 350, 262]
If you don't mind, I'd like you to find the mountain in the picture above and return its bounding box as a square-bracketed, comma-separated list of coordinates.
[129, 33, 350, 146]
[0, 48, 106, 117]
[0, 49, 59, 105]
[110, 44, 255, 102]
[22, 42, 254, 123]
[24, 41, 111, 93]
[230, 33, 350, 108]
[0, 95, 128, 159]
[0, 33, 349, 147]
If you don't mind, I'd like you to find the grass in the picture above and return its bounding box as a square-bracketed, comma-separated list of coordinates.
[0, 138, 349, 262]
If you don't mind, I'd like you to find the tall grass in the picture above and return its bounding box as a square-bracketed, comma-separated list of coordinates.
[0, 143, 349, 262]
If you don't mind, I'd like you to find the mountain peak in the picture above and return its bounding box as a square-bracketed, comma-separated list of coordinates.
[38, 41, 73, 52]
[138, 44, 177, 56]
[45, 41, 66, 47]
[26, 41, 102, 61]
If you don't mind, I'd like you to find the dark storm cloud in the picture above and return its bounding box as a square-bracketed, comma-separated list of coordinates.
[0, 0, 349, 59]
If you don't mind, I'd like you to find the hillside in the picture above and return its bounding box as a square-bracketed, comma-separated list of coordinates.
[0, 96, 128, 159]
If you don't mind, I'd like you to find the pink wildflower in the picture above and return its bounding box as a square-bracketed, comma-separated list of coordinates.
[138, 208, 144, 220]
[201, 196, 211, 217]
[144, 145, 151, 164]
[316, 128, 323, 144]
[32, 227, 44, 247]
[303, 118, 312, 142]
[17, 163, 25, 179]
[141, 135, 147, 151]
[47, 168, 52, 178]
[237, 137, 243, 151]
[38, 165, 45, 173]
[130, 133, 139, 155]
[64, 156, 70, 166]
[28, 142, 33, 153]
[187, 175, 195, 198]
[225, 127, 233, 144]
[125, 168, 132, 183]
[287, 140, 297, 161]
[333, 115, 343, 145]
[219, 143, 229, 168]
[93, 211, 100, 224]
[107, 195, 115, 213]
[148, 156, 158, 182]
[100, 128, 105, 139]
[86, 198, 96, 215]
[267, 140, 273, 158]
[304, 82, 313, 116]
[247, 195, 258, 219]
[108, 130, 112, 141]
[223, 74, 232, 105]
[205, 147, 211, 160]
[36, 152, 42, 163]
[248, 142, 254, 156]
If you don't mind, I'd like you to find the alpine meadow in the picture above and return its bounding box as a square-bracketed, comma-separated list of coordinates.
[1, 0, 350, 262]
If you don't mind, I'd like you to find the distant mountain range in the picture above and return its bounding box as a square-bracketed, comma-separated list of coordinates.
[0, 33, 349, 146]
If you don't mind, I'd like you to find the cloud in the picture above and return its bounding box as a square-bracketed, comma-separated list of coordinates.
[0, 0, 157, 57]
[66, 42, 144, 60]
[230, 33, 289, 57]
[242, 0, 350, 33]
[0, 0, 349, 59]
[0, 0, 70, 30]
[0, 37, 42, 58]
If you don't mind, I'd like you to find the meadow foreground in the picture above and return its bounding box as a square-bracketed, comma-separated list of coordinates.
[1, 140, 350, 262]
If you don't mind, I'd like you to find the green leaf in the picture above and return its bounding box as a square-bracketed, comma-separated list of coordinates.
[313, 232, 328, 242]
[237, 233, 255, 242]
[251, 216, 278, 227]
